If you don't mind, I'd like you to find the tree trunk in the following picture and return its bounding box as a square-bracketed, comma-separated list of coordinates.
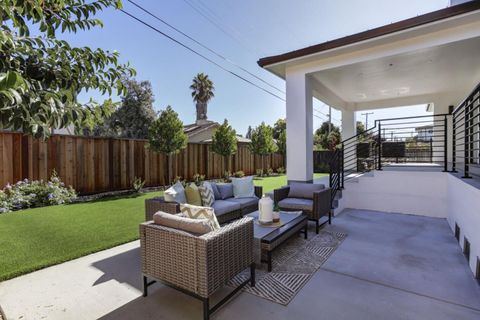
[224, 156, 229, 176]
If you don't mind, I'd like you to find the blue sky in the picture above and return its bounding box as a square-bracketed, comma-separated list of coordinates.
[65, 0, 449, 135]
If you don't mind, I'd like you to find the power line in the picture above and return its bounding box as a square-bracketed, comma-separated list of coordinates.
[182, 0, 261, 58]
[313, 108, 341, 123]
[126, 0, 284, 94]
[119, 9, 286, 102]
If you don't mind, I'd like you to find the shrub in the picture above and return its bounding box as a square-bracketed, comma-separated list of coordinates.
[173, 176, 187, 188]
[266, 168, 274, 176]
[233, 170, 245, 178]
[0, 171, 76, 213]
[223, 171, 232, 183]
[256, 168, 264, 177]
[276, 166, 286, 174]
[192, 173, 206, 186]
[133, 177, 145, 193]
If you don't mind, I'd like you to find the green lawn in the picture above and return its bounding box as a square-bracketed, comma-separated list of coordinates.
[0, 173, 327, 281]
[253, 173, 327, 193]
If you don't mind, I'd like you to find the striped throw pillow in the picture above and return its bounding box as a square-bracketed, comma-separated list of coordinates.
[180, 203, 220, 230]
[199, 183, 215, 207]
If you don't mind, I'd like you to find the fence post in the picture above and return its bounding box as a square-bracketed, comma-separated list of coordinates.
[377, 122, 382, 170]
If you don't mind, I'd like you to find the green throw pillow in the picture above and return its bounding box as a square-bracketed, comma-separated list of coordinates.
[185, 183, 202, 206]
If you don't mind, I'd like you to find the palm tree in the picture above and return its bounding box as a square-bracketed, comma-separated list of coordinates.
[190, 73, 215, 121]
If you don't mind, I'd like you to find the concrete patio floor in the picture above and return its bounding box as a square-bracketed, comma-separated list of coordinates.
[1, 209, 479, 320]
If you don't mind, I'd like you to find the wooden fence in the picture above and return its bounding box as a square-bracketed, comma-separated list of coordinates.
[0, 132, 284, 194]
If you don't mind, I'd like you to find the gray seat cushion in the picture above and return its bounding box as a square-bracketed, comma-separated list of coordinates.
[211, 200, 241, 216]
[288, 183, 325, 199]
[278, 197, 313, 212]
[225, 197, 258, 209]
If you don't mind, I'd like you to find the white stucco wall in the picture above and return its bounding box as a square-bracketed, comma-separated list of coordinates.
[447, 174, 480, 273]
[343, 171, 448, 218]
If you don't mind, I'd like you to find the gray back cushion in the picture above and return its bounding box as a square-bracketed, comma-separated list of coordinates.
[210, 182, 222, 200]
[288, 183, 325, 199]
[217, 183, 234, 199]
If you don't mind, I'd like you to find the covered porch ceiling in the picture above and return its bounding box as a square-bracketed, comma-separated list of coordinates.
[311, 36, 480, 111]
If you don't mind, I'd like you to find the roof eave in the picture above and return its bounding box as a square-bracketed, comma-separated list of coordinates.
[257, 1, 480, 69]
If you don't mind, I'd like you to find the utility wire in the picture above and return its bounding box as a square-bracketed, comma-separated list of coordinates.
[126, 0, 284, 94]
[182, 0, 262, 58]
[119, 9, 286, 102]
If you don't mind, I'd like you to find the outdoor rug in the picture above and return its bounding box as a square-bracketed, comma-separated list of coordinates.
[228, 229, 347, 305]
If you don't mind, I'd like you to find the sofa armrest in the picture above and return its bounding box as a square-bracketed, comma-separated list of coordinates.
[273, 186, 290, 205]
[312, 188, 331, 220]
[139, 221, 199, 294]
[254, 185, 263, 198]
[197, 217, 254, 297]
[145, 197, 180, 221]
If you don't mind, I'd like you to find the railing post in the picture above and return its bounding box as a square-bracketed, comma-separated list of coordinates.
[377, 122, 382, 170]
[452, 112, 457, 172]
[463, 101, 471, 178]
[341, 143, 345, 189]
[443, 115, 448, 172]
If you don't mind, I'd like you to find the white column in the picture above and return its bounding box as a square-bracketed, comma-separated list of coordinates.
[341, 109, 356, 141]
[286, 71, 313, 183]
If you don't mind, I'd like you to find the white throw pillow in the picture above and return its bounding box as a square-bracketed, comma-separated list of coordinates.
[164, 181, 187, 204]
[231, 176, 255, 198]
[180, 203, 220, 230]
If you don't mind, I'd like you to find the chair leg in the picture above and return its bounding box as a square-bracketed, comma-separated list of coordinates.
[329, 211, 332, 224]
[316, 220, 319, 234]
[250, 263, 256, 287]
[203, 298, 210, 320]
[142, 276, 148, 297]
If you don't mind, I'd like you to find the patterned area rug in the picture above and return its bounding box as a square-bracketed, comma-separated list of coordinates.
[228, 229, 347, 305]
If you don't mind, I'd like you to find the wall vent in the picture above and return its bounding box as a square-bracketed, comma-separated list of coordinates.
[463, 237, 470, 262]
[455, 223, 460, 241]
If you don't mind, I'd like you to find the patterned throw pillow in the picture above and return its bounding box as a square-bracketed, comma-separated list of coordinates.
[180, 203, 220, 230]
[199, 182, 215, 207]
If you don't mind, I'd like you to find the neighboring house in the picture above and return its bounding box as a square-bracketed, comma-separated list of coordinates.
[415, 125, 434, 142]
[184, 119, 220, 143]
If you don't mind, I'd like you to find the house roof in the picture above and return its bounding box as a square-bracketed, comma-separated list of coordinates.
[183, 121, 219, 138]
[202, 136, 251, 144]
[257, 1, 480, 68]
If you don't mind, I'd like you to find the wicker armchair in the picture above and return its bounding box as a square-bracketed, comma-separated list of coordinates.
[140, 217, 255, 320]
[145, 185, 263, 224]
[274, 185, 332, 234]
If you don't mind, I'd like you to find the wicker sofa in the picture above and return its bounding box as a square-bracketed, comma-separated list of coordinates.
[145, 184, 263, 224]
[140, 217, 255, 320]
[274, 184, 332, 234]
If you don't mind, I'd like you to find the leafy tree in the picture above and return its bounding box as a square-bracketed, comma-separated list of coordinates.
[276, 129, 287, 155]
[190, 73, 214, 121]
[314, 121, 341, 151]
[95, 78, 156, 138]
[211, 119, 237, 174]
[356, 121, 365, 134]
[0, 0, 135, 138]
[272, 118, 286, 139]
[250, 122, 277, 172]
[148, 106, 188, 185]
[245, 125, 253, 139]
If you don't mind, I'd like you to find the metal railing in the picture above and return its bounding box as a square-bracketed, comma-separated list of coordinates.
[329, 113, 450, 198]
[452, 83, 480, 178]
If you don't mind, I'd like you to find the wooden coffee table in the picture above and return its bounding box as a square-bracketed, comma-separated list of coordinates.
[247, 211, 308, 272]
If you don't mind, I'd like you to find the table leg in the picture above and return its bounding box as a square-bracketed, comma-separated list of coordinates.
[267, 251, 272, 272]
[304, 223, 308, 239]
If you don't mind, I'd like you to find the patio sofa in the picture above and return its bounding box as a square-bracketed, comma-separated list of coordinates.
[140, 216, 255, 320]
[145, 183, 262, 224]
[274, 183, 332, 234]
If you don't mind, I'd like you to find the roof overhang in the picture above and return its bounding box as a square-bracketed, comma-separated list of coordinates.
[258, 1, 480, 79]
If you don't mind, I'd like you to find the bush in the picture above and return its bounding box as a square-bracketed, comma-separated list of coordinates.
[192, 173, 206, 186]
[132, 177, 145, 193]
[223, 171, 232, 183]
[256, 168, 264, 177]
[276, 166, 286, 174]
[233, 170, 245, 178]
[0, 171, 77, 213]
[266, 168, 274, 176]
